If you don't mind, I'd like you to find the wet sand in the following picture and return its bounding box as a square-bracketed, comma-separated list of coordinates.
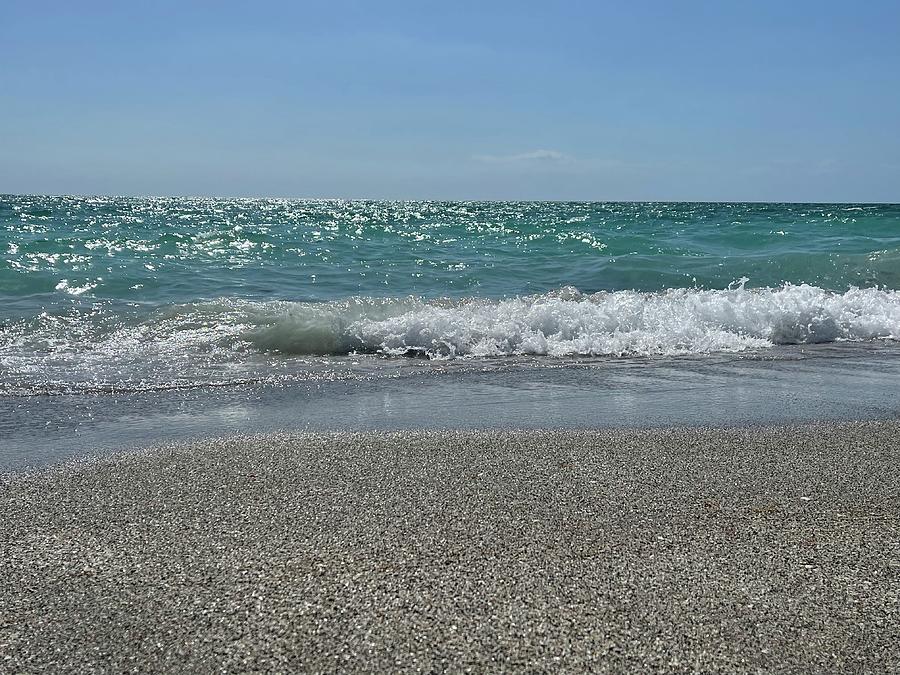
[2, 423, 899, 672]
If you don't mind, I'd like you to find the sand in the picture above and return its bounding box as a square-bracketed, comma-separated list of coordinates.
[2, 423, 899, 673]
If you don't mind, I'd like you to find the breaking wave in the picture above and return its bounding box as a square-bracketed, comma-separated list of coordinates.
[2, 283, 899, 395]
[246, 283, 900, 357]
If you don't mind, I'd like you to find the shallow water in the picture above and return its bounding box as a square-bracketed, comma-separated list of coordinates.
[4, 344, 900, 471]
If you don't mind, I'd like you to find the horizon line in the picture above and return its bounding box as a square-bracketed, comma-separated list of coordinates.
[3, 192, 898, 206]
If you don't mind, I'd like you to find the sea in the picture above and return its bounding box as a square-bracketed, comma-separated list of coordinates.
[2, 196, 900, 469]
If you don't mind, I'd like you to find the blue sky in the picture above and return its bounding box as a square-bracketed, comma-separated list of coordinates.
[2, 1, 899, 201]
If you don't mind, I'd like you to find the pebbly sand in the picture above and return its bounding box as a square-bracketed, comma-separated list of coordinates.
[1, 422, 899, 673]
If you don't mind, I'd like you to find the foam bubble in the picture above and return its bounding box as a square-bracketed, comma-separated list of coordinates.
[246, 284, 900, 358]
[3, 284, 899, 394]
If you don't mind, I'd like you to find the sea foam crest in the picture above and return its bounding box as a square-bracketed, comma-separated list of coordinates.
[246, 284, 900, 358]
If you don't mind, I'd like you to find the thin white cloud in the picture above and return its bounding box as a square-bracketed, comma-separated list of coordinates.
[473, 149, 573, 164]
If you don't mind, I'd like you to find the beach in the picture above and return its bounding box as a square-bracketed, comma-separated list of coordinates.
[3, 422, 898, 672]
[5, 1, 900, 670]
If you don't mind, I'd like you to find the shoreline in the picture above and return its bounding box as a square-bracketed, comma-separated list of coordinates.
[6, 346, 900, 473]
[2, 422, 899, 671]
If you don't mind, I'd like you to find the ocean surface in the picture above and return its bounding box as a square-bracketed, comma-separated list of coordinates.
[2, 196, 900, 467]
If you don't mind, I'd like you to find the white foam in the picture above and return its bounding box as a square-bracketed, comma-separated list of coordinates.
[4, 284, 900, 394]
[247, 284, 900, 358]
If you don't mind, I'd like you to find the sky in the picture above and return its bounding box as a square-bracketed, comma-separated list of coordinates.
[2, 1, 899, 202]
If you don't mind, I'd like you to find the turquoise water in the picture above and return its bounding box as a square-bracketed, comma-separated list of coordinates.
[4, 197, 900, 306]
[2, 195, 900, 395]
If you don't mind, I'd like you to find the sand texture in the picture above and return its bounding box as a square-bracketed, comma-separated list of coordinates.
[2, 423, 899, 672]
